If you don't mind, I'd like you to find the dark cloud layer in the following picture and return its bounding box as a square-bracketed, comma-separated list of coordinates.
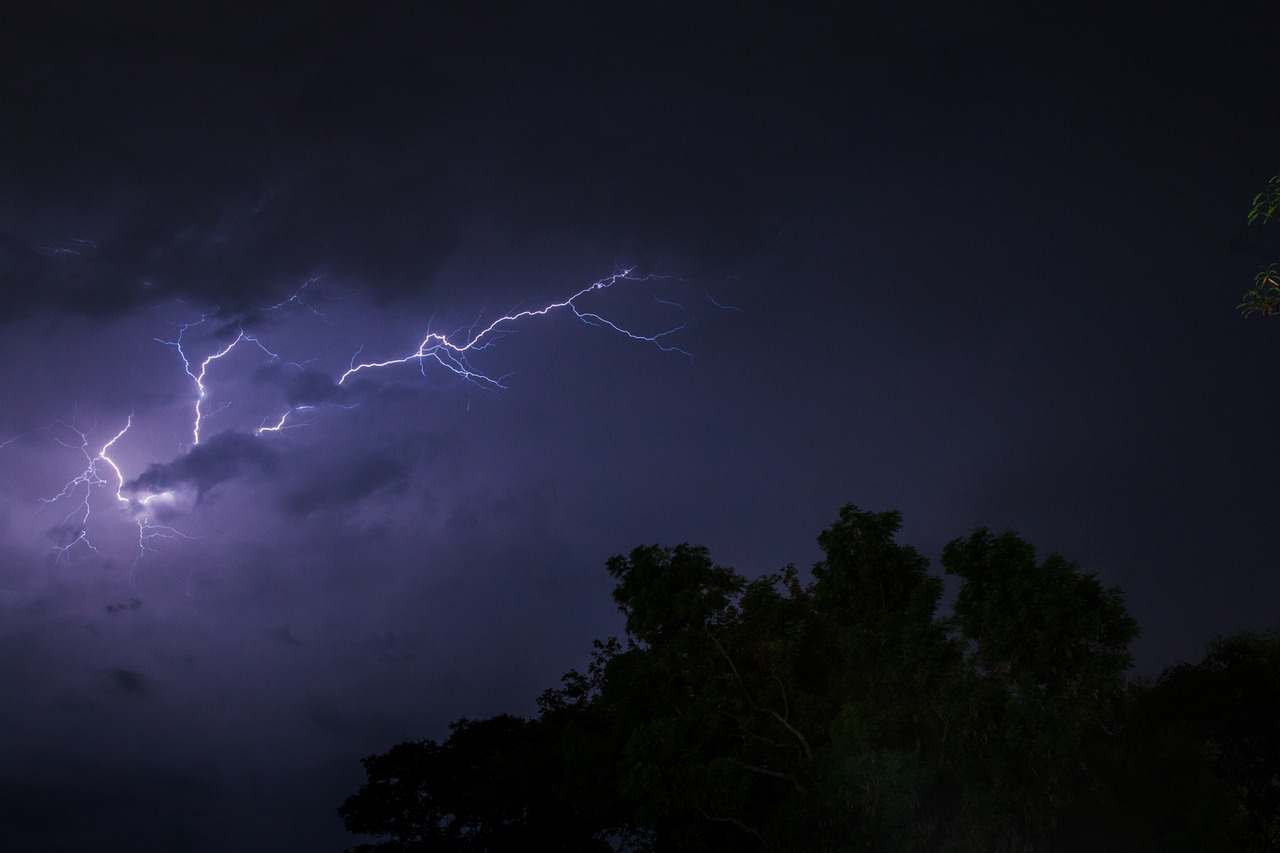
[101, 668, 147, 697]
[279, 449, 409, 516]
[128, 430, 279, 499]
[0, 756, 224, 851]
[254, 363, 347, 409]
[0, 0, 925, 321]
[104, 598, 142, 615]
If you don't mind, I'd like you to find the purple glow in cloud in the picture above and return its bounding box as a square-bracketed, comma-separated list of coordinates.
[27, 269, 707, 566]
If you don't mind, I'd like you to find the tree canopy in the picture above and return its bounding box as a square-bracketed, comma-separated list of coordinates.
[340, 505, 1277, 852]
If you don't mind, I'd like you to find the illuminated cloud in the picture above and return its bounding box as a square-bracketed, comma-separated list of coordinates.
[127, 431, 279, 501]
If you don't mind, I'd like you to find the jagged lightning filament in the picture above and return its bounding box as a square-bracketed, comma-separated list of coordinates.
[156, 324, 279, 446]
[257, 406, 317, 435]
[22, 267, 711, 567]
[42, 417, 190, 565]
[42, 417, 131, 559]
[337, 269, 692, 387]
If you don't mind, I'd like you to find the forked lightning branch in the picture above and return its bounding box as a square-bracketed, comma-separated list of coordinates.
[24, 270, 709, 566]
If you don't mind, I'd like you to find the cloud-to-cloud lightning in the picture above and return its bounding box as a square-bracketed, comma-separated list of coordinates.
[337, 269, 692, 388]
[156, 324, 280, 446]
[41, 416, 188, 565]
[27, 268, 708, 566]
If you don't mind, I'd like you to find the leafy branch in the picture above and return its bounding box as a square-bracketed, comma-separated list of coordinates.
[1242, 175, 1280, 317]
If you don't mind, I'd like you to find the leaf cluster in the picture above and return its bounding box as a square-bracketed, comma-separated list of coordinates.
[1241, 175, 1280, 316]
[1248, 175, 1280, 227]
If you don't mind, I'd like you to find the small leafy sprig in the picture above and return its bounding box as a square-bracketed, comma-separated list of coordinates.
[1249, 174, 1280, 225]
[1242, 174, 1280, 316]
[1239, 263, 1280, 317]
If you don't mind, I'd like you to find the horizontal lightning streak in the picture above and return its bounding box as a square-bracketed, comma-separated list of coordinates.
[337, 269, 691, 387]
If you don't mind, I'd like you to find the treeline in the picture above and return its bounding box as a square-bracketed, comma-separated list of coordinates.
[339, 505, 1280, 852]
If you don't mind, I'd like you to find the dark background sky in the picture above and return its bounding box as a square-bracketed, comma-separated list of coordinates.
[3, 2, 1279, 850]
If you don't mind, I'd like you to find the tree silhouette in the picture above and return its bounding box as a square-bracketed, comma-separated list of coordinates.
[340, 505, 1274, 851]
[1135, 630, 1280, 852]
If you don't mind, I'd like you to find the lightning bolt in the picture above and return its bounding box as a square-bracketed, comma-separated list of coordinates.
[40, 416, 124, 560]
[41, 416, 189, 565]
[156, 323, 280, 446]
[256, 405, 332, 435]
[18, 266, 724, 567]
[337, 269, 692, 387]
[37, 238, 98, 257]
[262, 274, 328, 319]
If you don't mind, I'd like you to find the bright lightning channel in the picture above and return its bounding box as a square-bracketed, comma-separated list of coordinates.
[42, 416, 189, 565]
[337, 268, 692, 387]
[156, 324, 280, 446]
[30, 268, 704, 565]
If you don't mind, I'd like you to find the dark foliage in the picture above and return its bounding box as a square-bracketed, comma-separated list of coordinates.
[341, 505, 1276, 852]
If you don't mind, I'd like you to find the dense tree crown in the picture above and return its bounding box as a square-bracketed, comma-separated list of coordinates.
[340, 506, 1278, 852]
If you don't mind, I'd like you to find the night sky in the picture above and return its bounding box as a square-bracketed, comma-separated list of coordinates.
[3, 3, 1279, 850]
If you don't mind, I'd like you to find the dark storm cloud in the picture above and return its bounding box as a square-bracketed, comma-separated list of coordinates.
[0, 177, 461, 319]
[273, 425, 461, 517]
[45, 522, 89, 551]
[104, 598, 142, 615]
[0, 5, 465, 318]
[127, 430, 278, 499]
[372, 631, 416, 664]
[0, 3, 854, 322]
[252, 362, 348, 409]
[298, 694, 355, 740]
[117, 398, 458, 518]
[101, 668, 147, 698]
[0, 756, 222, 850]
[278, 449, 408, 516]
[441, 483, 560, 563]
[0, 231, 170, 318]
[266, 624, 303, 646]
